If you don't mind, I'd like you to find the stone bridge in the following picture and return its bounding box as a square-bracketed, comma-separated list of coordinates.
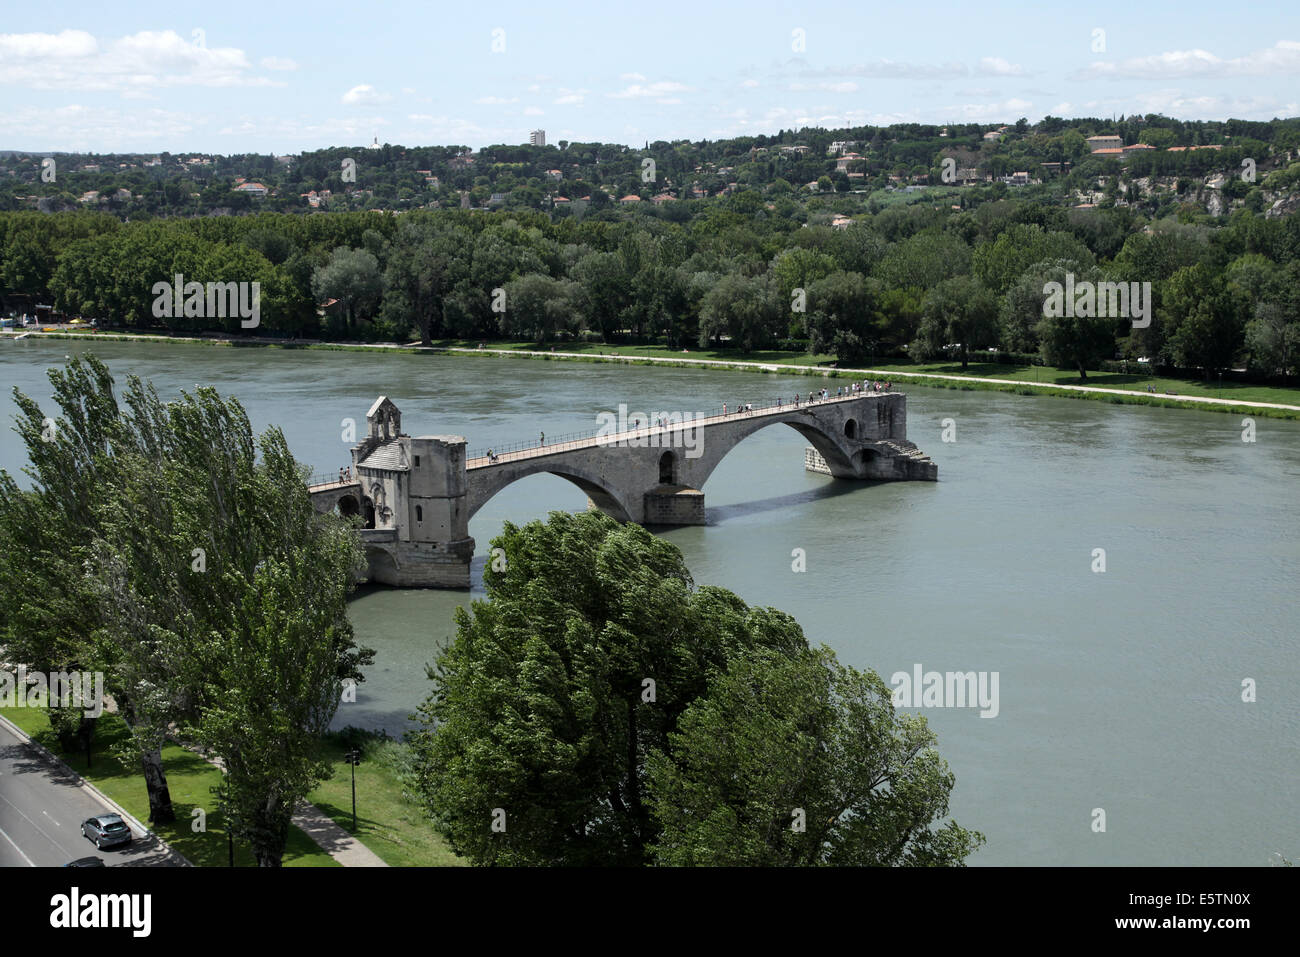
[308, 391, 936, 588]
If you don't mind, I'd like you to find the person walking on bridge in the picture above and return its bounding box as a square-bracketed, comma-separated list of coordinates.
[539, 431, 545, 447]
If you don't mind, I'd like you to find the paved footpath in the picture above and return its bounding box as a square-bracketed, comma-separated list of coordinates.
[290, 803, 387, 867]
[192, 746, 387, 867]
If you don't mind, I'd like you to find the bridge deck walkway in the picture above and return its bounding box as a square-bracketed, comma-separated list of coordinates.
[464, 390, 895, 469]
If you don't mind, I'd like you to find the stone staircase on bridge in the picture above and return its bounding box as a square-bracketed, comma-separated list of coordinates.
[805, 439, 937, 481]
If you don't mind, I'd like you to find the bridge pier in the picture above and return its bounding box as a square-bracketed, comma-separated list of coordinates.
[308, 390, 936, 588]
[640, 485, 707, 525]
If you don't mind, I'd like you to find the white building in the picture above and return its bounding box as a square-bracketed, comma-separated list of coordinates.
[529, 129, 546, 147]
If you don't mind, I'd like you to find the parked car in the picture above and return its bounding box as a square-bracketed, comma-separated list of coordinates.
[81, 814, 132, 849]
[66, 856, 106, 867]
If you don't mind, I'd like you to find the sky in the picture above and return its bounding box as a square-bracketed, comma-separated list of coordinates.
[1, 0, 1298, 154]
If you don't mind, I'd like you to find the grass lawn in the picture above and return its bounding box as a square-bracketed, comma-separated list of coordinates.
[23, 328, 1300, 413]
[429, 337, 835, 367]
[308, 729, 463, 867]
[428, 339, 1300, 410]
[3, 706, 337, 867]
[826, 357, 1300, 407]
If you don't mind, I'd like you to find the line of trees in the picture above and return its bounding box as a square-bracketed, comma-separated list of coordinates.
[0, 356, 372, 865]
[3, 196, 1299, 378]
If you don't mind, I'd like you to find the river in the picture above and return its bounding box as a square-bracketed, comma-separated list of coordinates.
[3, 337, 1297, 866]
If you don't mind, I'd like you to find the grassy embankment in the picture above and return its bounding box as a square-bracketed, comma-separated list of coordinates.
[9, 328, 1300, 418]
[425, 339, 1300, 416]
[306, 728, 464, 867]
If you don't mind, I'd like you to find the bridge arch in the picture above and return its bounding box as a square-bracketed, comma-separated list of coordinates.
[365, 543, 400, 585]
[681, 411, 862, 490]
[466, 460, 638, 523]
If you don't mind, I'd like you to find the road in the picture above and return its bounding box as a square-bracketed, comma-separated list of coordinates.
[0, 719, 183, 867]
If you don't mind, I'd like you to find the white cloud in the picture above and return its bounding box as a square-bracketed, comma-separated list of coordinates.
[0, 30, 283, 91]
[789, 80, 859, 93]
[937, 97, 1033, 121]
[801, 59, 967, 80]
[0, 103, 196, 151]
[741, 78, 760, 88]
[475, 96, 519, 105]
[524, 106, 544, 116]
[978, 57, 1025, 77]
[608, 80, 689, 99]
[259, 56, 298, 71]
[0, 29, 97, 58]
[1075, 40, 1300, 80]
[342, 84, 391, 106]
[620, 72, 647, 82]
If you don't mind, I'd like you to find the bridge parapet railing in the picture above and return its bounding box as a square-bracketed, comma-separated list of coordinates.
[465, 386, 897, 464]
[306, 472, 359, 488]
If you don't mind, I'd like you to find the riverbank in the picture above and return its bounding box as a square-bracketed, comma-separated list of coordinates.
[7, 329, 1299, 419]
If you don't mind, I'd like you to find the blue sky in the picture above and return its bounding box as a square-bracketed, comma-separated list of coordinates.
[2, 0, 1297, 153]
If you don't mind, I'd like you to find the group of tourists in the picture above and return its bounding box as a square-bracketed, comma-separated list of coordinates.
[337, 465, 352, 481]
[721, 380, 894, 417]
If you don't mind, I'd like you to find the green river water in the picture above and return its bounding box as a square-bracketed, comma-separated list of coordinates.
[3, 338, 1296, 866]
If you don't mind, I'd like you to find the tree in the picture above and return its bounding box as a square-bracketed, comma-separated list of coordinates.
[310, 246, 382, 333]
[1034, 264, 1117, 378]
[571, 250, 629, 341]
[0, 356, 372, 863]
[410, 511, 979, 866]
[501, 273, 578, 342]
[382, 221, 456, 345]
[1162, 264, 1246, 376]
[912, 276, 999, 369]
[972, 224, 1095, 295]
[805, 270, 879, 360]
[876, 231, 972, 292]
[1000, 265, 1054, 354]
[0, 357, 178, 822]
[698, 271, 780, 351]
[1245, 300, 1300, 379]
[649, 646, 983, 865]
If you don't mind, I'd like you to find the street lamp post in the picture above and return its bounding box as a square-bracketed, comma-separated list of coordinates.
[344, 749, 362, 832]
